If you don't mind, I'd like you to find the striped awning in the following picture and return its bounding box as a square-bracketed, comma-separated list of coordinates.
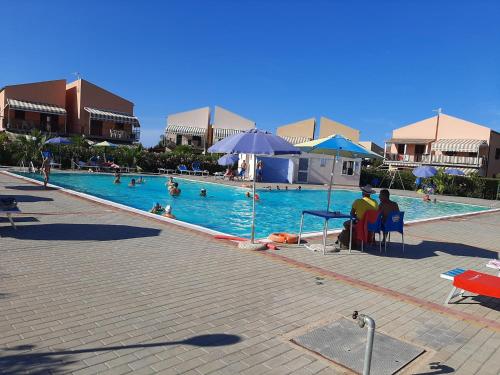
[213, 127, 245, 139]
[279, 136, 312, 145]
[166, 124, 207, 137]
[84, 107, 140, 126]
[431, 139, 488, 153]
[8, 98, 66, 115]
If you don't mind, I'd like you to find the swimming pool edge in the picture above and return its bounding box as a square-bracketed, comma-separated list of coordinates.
[2, 170, 234, 239]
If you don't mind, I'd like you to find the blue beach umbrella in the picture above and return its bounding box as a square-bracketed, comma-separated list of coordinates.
[217, 153, 239, 166]
[208, 129, 301, 242]
[412, 166, 438, 178]
[444, 168, 465, 176]
[44, 137, 72, 145]
[44, 137, 73, 164]
[295, 134, 382, 211]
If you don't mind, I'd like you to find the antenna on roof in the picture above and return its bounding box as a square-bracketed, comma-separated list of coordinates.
[72, 72, 82, 80]
[432, 107, 442, 115]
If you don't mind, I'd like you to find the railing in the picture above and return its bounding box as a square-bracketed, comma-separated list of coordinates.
[421, 154, 485, 166]
[384, 153, 486, 166]
[4, 119, 61, 133]
[384, 153, 424, 162]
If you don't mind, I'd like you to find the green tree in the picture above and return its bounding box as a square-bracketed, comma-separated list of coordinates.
[13, 129, 47, 167]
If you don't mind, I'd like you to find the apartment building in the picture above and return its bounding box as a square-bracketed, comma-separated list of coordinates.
[384, 113, 500, 177]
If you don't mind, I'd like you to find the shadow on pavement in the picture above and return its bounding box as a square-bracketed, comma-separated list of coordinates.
[0, 334, 241, 374]
[363, 239, 497, 260]
[414, 361, 455, 374]
[0, 223, 161, 241]
[5, 185, 57, 191]
[2, 194, 54, 203]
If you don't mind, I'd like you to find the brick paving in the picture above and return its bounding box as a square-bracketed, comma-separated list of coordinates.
[0, 171, 499, 374]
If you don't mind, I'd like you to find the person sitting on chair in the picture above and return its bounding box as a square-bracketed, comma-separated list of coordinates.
[378, 189, 399, 223]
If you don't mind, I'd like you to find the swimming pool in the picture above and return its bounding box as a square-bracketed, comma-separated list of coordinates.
[14, 171, 490, 238]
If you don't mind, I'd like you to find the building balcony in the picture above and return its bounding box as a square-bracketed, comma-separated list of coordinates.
[384, 153, 487, 168]
[87, 128, 140, 144]
[3, 119, 64, 135]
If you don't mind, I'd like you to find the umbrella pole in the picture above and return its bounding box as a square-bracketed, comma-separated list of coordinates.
[251, 156, 257, 243]
[326, 150, 338, 212]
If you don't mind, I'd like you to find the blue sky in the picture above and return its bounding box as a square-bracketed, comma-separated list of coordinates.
[2, 0, 500, 146]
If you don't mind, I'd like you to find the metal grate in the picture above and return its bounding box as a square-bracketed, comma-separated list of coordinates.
[293, 319, 425, 375]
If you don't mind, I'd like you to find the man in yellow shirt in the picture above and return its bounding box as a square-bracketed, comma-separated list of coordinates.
[351, 185, 378, 220]
[337, 185, 378, 249]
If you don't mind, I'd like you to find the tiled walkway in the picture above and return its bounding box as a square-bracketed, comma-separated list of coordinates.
[1, 172, 499, 374]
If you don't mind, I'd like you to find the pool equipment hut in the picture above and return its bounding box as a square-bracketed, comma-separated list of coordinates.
[208, 129, 301, 243]
[295, 135, 380, 211]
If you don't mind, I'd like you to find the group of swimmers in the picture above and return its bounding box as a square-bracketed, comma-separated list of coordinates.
[150, 203, 175, 219]
[114, 170, 145, 187]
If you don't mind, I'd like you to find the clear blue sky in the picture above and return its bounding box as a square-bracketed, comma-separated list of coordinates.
[2, 0, 500, 146]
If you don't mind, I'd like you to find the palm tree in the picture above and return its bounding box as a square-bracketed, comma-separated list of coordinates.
[13, 129, 47, 168]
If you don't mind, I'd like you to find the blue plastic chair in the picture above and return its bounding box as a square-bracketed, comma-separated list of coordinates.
[366, 211, 383, 253]
[191, 161, 208, 176]
[382, 211, 405, 253]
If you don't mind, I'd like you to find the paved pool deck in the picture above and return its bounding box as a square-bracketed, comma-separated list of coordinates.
[0, 171, 499, 375]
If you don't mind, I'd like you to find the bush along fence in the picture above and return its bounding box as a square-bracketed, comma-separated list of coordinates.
[360, 167, 500, 200]
[0, 132, 227, 175]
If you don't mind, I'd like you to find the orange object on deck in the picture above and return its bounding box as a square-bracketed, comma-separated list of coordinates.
[268, 233, 299, 244]
[453, 270, 500, 299]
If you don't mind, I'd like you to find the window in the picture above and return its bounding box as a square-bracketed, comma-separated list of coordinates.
[176, 134, 182, 145]
[320, 158, 327, 167]
[115, 122, 124, 130]
[415, 144, 425, 154]
[397, 144, 405, 154]
[14, 110, 25, 120]
[354, 161, 361, 175]
[342, 160, 354, 176]
[496, 148, 500, 160]
[191, 136, 202, 146]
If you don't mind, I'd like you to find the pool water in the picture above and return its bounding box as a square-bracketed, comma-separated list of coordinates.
[16, 172, 489, 238]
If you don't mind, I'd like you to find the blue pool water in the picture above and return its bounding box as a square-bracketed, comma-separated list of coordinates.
[16, 172, 489, 238]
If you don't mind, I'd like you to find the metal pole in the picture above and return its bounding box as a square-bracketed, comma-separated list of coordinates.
[326, 149, 340, 212]
[250, 155, 257, 243]
[352, 311, 376, 375]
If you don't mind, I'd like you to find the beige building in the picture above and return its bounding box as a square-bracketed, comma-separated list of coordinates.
[66, 79, 140, 144]
[319, 117, 360, 142]
[164, 106, 255, 150]
[0, 79, 68, 135]
[384, 113, 500, 177]
[359, 141, 384, 156]
[276, 118, 316, 145]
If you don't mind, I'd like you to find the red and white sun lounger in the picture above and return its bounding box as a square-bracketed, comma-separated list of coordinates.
[440, 268, 500, 304]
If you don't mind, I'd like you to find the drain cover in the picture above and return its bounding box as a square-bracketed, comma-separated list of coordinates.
[292, 319, 424, 375]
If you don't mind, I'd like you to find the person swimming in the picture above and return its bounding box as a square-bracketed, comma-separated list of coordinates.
[150, 202, 164, 214]
[423, 194, 431, 202]
[166, 176, 175, 188]
[129, 178, 136, 187]
[113, 169, 121, 184]
[169, 182, 181, 196]
[276, 185, 281, 190]
[245, 191, 259, 200]
[163, 205, 176, 219]
[136, 176, 144, 184]
[297, 185, 302, 190]
[200, 188, 207, 197]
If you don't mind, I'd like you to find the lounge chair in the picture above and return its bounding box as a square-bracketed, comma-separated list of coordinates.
[177, 164, 191, 175]
[72, 160, 101, 171]
[191, 162, 209, 176]
[440, 268, 500, 304]
[158, 167, 175, 174]
[0, 198, 20, 230]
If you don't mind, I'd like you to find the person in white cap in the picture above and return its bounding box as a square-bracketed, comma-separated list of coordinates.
[337, 184, 378, 249]
[163, 205, 176, 219]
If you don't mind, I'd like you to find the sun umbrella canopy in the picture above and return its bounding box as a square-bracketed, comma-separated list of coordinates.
[412, 166, 438, 178]
[209, 129, 301, 243]
[45, 137, 72, 145]
[208, 129, 301, 156]
[295, 134, 381, 159]
[218, 154, 239, 166]
[94, 141, 118, 148]
[444, 168, 465, 176]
